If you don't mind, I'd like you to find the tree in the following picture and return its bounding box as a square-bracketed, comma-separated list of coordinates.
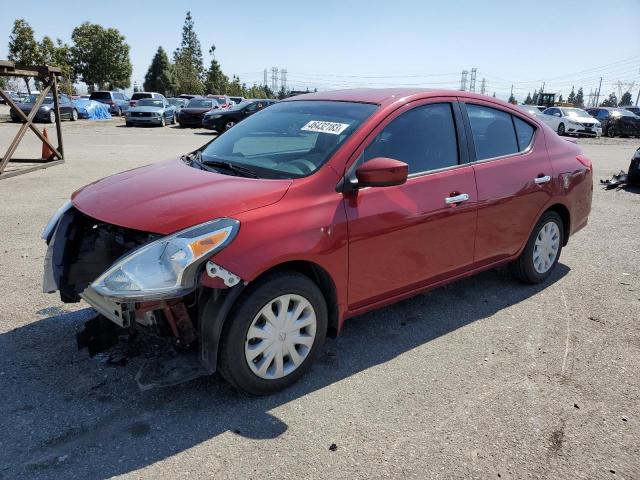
[567, 86, 576, 105]
[39, 36, 76, 94]
[204, 45, 228, 94]
[523, 92, 533, 105]
[71, 23, 132, 91]
[508, 92, 516, 104]
[532, 89, 538, 105]
[558, 94, 564, 103]
[277, 85, 289, 100]
[575, 87, 584, 108]
[226, 75, 244, 96]
[143, 46, 174, 96]
[7, 19, 40, 93]
[173, 11, 205, 94]
[600, 92, 618, 107]
[619, 91, 633, 106]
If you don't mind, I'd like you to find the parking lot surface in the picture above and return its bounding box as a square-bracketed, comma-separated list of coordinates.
[0, 111, 639, 479]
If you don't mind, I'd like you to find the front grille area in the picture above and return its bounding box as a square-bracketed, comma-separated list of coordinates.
[133, 112, 153, 117]
[48, 207, 160, 302]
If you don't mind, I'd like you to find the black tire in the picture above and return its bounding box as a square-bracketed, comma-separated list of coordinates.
[557, 123, 565, 136]
[218, 272, 328, 395]
[125, 121, 132, 127]
[510, 211, 564, 284]
[224, 119, 237, 131]
[607, 125, 617, 137]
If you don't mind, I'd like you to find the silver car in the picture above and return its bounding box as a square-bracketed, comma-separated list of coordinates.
[125, 98, 176, 127]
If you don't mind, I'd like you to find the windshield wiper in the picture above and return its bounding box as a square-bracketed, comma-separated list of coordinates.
[182, 150, 221, 174]
[200, 157, 259, 178]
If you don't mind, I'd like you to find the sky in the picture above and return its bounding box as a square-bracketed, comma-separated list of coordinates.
[1, 0, 639, 103]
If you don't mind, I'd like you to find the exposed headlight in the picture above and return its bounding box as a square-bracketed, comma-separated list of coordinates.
[91, 218, 239, 300]
[41, 200, 72, 242]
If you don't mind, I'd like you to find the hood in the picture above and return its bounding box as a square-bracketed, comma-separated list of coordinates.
[129, 106, 164, 113]
[72, 158, 292, 234]
[181, 107, 213, 115]
[16, 103, 50, 112]
[565, 116, 598, 124]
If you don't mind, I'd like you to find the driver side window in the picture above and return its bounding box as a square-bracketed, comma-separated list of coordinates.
[362, 103, 459, 174]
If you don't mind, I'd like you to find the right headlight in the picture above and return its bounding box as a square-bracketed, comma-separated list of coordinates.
[91, 218, 240, 300]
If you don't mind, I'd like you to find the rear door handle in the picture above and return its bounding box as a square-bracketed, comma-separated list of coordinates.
[534, 175, 551, 184]
[444, 193, 470, 205]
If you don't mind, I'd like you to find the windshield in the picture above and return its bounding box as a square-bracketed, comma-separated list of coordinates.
[187, 99, 213, 108]
[167, 98, 182, 106]
[90, 92, 111, 100]
[136, 99, 163, 107]
[131, 93, 151, 100]
[200, 100, 377, 179]
[24, 95, 53, 104]
[561, 108, 590, 117]
[611, 109, 636, 117]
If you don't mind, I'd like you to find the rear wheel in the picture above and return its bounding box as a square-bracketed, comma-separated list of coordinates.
[218, 272, 328, 395]
[48, 110, 56, 123]
[224, 119, 236, 131]
[510, 211, 563, 284]
[71, 109, 78, 121]
[557, 123, 565, 136]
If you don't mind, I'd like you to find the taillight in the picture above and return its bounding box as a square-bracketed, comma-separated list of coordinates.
[576, 155, 592, 171]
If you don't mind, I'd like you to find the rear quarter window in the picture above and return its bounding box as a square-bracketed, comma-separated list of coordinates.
[513, 117, 535, 151]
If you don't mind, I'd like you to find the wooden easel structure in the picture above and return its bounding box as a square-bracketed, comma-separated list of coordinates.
[0, 60, 65, 179]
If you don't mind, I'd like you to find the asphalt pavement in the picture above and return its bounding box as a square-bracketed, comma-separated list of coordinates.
[0, 109, 638, 479]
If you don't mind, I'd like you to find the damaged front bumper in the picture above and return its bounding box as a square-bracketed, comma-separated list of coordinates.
[42, 204, 245, 386]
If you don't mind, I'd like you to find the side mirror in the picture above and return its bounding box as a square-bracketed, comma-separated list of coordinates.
[355, 157, 408, 188]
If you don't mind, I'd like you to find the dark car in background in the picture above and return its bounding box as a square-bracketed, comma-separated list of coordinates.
[89, 91, 129, 116]
[202, 99, 277, 131]
[586, 107, 640, 137]
[178, 97, 218, 127]
[623, 106, 640, 117]
[10, 94, 78, 123]
[129, 91, 165, 107]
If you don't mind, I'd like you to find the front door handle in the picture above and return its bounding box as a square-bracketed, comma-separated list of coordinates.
[444, 193, 470, 205]
[534, 175, 551, 184]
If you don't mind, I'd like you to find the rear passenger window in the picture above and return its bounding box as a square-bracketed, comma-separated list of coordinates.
[466, 104, 518, 160]
[363, 103, 459, 174]
[513, 117, 534, 151]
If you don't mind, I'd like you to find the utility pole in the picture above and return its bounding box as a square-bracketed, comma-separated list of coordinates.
[263, 69, 268, 87]
[469, 68, 477, 93]
[636, 88, 640, 106]
[460, 70, 468, 91]
[280, 69, 287, 91]
[595, 77, 602, 106]
[510, 84, 514, 101]
[271, 67, 279, 93]
[480, 78, 486, 95]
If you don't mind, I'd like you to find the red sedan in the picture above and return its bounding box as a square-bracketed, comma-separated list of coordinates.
[42, 89, 593, 394]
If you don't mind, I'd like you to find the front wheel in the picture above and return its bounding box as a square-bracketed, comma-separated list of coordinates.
[607, 125, 618, 137]
[48, 110, 56, 123]
[71, 109, 78, 121]
[159, 116, 166, 127]
[557, 123, 565, 136]
[218, 273, 328, 395]
[510, 211, 563, 284]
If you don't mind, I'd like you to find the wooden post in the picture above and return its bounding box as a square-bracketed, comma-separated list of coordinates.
[51, 75, 64, 159]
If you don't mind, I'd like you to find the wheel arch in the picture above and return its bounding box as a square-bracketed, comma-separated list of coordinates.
[198, 259, 340, 374]
[545, 203, 571, 246]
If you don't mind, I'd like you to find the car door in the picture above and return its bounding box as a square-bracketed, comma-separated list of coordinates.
[59, 95, 72, 118]
[461, 101, 553, 268]
[344, 99, 478, 309]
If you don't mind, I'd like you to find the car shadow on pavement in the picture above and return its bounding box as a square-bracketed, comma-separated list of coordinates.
[0, 264, 569, 479]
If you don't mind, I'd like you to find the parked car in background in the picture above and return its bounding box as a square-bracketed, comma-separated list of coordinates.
[125, 98, 176, 127]
[622, 106, 640, 117]
[89, 91, 129, 116]
[541, 107, 602, 137]
[229, 96, 244, 105]
[0, 90, 18, 104]
[206, 94, 233, 110]
[42, 89, 593, 395]
[167, 97, 188, 110]
[586, 107, 640, 137]
[202, 99, 277, 131]
[10, 94, 78, 123]
[129, 91, 165, 107]
[179, 94, 199, 100]
[178, 97, 218, 127]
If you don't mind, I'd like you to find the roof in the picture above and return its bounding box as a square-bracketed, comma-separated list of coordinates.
[281, 88, 508, 107]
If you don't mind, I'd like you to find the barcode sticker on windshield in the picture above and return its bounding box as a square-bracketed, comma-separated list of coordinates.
[301, 120, 350, 135]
